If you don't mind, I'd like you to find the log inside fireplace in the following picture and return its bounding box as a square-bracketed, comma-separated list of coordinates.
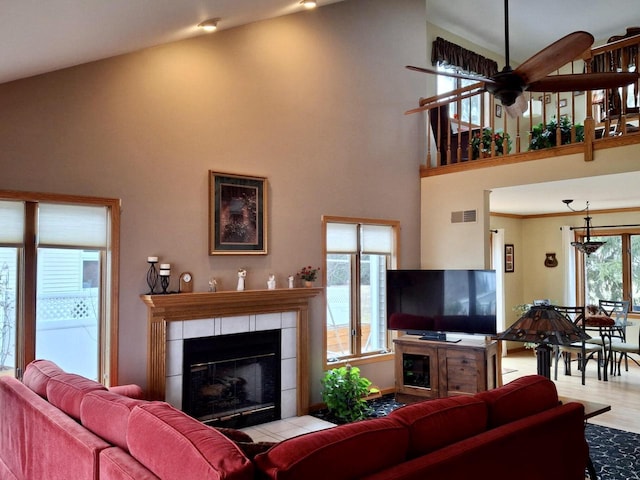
[182, 329, 281, 428]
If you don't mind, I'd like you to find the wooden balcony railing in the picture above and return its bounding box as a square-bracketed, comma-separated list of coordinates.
[418, 32, 640, 176]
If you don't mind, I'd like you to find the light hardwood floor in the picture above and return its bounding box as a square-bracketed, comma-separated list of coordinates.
[502, 349, 640, 434]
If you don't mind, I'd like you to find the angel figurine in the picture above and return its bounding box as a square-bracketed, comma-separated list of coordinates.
[267, 274, 276, 290]
[237, 268, 247, 291]
[288, 275, 295, 289]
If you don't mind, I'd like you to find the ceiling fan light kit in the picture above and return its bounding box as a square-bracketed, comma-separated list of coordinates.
[406, 0, 640, 116]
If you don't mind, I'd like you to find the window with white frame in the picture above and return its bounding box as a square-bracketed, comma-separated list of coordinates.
[323, 216, 399, 364]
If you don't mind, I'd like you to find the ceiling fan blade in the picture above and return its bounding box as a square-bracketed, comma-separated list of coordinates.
[528, 72, 640, 92]
[405, 83, 487, 115]
[406, 65, 495, 85]
[514, 31, 595, 85]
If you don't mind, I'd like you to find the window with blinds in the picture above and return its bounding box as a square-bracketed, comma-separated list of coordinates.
[324, 217, 399, 364]
[0, 192, 119, 383]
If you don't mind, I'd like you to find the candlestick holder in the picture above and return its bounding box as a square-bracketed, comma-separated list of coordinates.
[146, 260, 159, 294]
[160, 274, 170, 294]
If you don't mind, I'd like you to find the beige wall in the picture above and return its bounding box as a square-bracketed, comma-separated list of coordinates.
[0, 0, 426, 401]
[422, 145, 640, 270]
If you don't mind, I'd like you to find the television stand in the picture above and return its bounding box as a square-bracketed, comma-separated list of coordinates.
[394, 335, 500, 403]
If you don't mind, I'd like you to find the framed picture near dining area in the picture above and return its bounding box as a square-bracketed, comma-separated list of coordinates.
[209, 171, 268, 255]
[505, 244, 514, 273]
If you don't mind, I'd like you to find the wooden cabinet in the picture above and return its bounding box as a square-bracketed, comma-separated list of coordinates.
[394, 335, 500, 403]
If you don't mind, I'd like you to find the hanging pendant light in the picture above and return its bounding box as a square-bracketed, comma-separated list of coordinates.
[564, 200, 605, 256]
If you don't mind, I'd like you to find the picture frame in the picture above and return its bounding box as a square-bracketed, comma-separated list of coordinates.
[538, 94, 551, 104]
[505, 244, 514, 273]
[495, 104, 502, 118]
[209, 171, 267, 255]
[559, 98, 568, 108]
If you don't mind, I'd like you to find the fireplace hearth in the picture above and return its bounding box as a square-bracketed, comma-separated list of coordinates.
[182, 329, 281, 428]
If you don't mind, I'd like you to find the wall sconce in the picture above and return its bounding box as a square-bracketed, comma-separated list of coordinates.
[198, 18, 220, 32]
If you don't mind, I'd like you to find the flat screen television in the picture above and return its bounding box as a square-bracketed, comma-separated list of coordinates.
[387, 269, 497, 341]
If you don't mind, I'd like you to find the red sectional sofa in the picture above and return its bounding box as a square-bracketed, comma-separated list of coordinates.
[0, 360, 588, 480]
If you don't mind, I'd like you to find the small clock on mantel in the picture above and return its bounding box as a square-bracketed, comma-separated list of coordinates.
[179, 272, 193, 293]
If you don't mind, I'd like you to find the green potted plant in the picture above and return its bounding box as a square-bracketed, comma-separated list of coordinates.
[320, 364, 378, 423]
[529, 116, 584, 150]
[471, 128, 512, 159]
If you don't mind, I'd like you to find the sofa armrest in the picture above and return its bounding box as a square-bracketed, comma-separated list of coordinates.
[109, 384, 144, 399]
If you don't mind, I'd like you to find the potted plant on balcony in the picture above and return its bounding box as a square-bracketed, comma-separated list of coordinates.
[471, 128, 512, 160]
[529, 116, 584, 150]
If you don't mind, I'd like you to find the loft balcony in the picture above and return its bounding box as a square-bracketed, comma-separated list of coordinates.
[418, 31, 640, 177]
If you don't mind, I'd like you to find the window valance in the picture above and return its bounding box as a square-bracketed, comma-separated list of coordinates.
[431, 37, 498, 78]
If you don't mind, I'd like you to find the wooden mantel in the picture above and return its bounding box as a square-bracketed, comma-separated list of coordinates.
[140, 288, 323, 414]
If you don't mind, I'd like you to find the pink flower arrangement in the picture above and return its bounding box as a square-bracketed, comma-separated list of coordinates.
[298, 266, 320, 281]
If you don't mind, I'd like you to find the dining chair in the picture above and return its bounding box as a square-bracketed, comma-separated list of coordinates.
[610, 323, 640, 375]
[552, 305, 601, 385]
[598, 299, 630, 374]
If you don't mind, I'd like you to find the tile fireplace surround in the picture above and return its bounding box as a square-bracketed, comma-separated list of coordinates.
[140, 288, 322, 419]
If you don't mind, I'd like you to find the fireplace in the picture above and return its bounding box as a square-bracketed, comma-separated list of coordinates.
[140, 289, 322, 419]
[182, 330, 281, 428]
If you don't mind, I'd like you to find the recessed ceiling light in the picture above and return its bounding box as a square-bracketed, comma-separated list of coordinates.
[300, 0, 317, 9]
[198, 18, 220, 32]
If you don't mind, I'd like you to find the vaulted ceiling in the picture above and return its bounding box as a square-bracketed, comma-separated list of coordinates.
[1, 0, 637, 214]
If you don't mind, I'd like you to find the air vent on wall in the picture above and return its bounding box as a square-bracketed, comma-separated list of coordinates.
[451, 209, 477, 224]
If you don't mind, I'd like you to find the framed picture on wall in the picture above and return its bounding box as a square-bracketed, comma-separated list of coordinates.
[209, 171, 268, 255]
[495, 104, 502, 118]
[538, 94, 551, 104]
[505, 244, 514, 273]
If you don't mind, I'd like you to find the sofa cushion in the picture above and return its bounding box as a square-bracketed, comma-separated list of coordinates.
[100, 447, 160, 480]
[127, 402, 254, 480]
[46, 373, 107, 420]
[389, 395, 487, 457]
[254, 417, 409, 480]
[475, 374, 559, 428]
[81, 390, 148, 451]
[22, 359, 65, 398]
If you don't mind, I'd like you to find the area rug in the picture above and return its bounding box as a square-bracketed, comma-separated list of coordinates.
[585, 423, 640, 480]
[313, 396, 640, 479]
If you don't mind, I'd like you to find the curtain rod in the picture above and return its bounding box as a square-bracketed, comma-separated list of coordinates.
[569, 224, 640, 231]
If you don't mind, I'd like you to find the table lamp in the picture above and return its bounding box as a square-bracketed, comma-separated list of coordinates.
[496, 305, 591, 378]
